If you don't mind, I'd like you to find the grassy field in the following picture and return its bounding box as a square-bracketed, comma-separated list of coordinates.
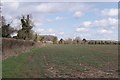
[3, 44, 118, 78]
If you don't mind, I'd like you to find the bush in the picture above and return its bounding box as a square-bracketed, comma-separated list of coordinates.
[2, 38, 42, 59]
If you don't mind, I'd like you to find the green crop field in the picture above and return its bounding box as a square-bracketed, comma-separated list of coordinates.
[3, 44, 118, 78]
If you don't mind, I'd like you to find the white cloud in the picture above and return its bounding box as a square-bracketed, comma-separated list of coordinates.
[76, 27, 88, 32]
[93, 18, 118, 27]
[55, 16, 64, 20]
[1, 0, 119, 2]
[107, 18, 118, 26]
[11, 19, 21, 30]
[46, 16, 65, 23]
[5, 14, 12, 20]
[75, 17, 117, 39]
[79, 18, 117, 28]
[46, 19, 53, 22]
[10, 2, 19, 10]
[47, 28, 54, 33]
[50, 33, 56, 36]
[82, 21, 92, 27]
[34, 20, 43, 26]
[35, 22, 43, 26]
[2, 1, 19, 11]
[38, 28, 44, 32]
[34, 28, 45, 34]
[98, 29, 113, 34]
[1, 0, 19, 2]
[35, 3, 91, 15]
[35, 3, 63, 13]
[74, 11, 83, 18]
[58, 32, 64, 35]
[101, 8, 118, 17]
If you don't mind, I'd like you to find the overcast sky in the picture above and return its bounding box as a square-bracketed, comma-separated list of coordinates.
[1, 1, 118, 40]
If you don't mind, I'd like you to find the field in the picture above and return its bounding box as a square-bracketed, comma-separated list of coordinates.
[3, 44, 118, 78]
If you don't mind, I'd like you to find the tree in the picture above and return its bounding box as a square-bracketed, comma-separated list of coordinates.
[34, 34, 38, 42]
[73, 37, 81, 44]
[17, 15, 33, 40]
[52, 37, 58, 44]
[118, 41, 120, 45]
[65, 38, 72, 44]
[1, 16, 6, 25]
[1, 16, 16, 38]
[59, 38, 64, 44]
[39, 36, 45, 42]
[82, 38, 87, 44]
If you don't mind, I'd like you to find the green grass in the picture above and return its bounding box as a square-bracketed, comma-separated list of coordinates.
[3, 44, 118, 78]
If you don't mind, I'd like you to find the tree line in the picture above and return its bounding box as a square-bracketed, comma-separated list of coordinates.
[0, 15, 58, 43]
[0, 15, 119, 45]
